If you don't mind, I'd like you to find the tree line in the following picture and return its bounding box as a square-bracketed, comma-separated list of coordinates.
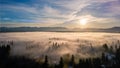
[0, 41, 120, 68]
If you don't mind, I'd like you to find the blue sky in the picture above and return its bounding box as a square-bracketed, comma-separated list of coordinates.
[0, 0, 120, 28]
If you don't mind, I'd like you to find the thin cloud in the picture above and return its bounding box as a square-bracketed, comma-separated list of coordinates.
[0, 0, 120, 28]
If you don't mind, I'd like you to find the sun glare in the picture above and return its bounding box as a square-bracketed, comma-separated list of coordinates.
[79, 19, 88, 25]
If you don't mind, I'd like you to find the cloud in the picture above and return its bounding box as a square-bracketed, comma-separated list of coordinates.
[0, 4, 65, 23]
[2, 17, 11, 21]
[108, 1, 120, 16]
[1, 32, 120, 61]
[57, 14, 119, 28]
[54, 0, 120, 28]
[0, 0, 120, 28]
[75, 0, 120, 18]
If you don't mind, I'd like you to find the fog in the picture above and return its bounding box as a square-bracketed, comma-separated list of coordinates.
[0, 32, 120, 62]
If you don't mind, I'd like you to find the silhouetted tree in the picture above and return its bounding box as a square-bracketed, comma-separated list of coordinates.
[59, 57, 64, 68]
[109, 46, 113, 53]
[115, 47, 120, 68]
[43, 55, 49, 68]
[0, 41, 120, 68]
[103, 44, 109, 52]
[69, 55, 75, 68]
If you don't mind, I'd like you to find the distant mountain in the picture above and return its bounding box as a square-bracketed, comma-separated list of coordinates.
[0, 27, 120, 33]
[0, 27, 69, 32]
[100, 27, 120, 33]
[72, 27, 120, 33]
[106, 27, 120, 31]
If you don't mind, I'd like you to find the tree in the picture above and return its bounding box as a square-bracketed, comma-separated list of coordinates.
[43, 55, 49, 68]
[109, 46, 113, 53]
[69, 55, 75, 68]
[59, 57, 64, 68]
[103, 44, 109, 52]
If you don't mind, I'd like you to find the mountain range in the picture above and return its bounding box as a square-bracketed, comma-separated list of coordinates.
[0, 27, 120, 33]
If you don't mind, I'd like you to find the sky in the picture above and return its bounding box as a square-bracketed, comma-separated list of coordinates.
[0, 0, 120, 28]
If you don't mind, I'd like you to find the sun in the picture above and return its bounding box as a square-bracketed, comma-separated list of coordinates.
[79, 18, 88, 25]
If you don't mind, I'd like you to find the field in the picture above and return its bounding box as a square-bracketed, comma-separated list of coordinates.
[0, 32, 120, 63]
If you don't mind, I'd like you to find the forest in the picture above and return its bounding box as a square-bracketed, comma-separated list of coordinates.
[0, 41, 120, 68]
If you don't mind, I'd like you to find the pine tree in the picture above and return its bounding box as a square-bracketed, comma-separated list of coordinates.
[103, 44, 109, 52]
[59, 57, 64, 68]
[43, 55, 49, 68]
[69, 55, 75, 68]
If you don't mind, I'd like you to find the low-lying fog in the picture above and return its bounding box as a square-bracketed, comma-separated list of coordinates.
[0, 32, 120, 63]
